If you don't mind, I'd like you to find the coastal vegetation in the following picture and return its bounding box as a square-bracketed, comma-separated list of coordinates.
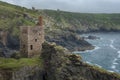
[0, 57, 42, 70]
[1, 1, 120, 51]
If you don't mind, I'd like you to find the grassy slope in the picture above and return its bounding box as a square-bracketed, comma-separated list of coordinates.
[1, 1, 120, 51]
[1, 1, 120, 38]
[43, 10, 120, 33]
[0, 57, 43, 70]
[0, 2, 120, 79]
[0, 1, 40, 37]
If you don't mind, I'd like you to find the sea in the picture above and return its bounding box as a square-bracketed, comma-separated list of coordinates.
[74, 32, 120, 73]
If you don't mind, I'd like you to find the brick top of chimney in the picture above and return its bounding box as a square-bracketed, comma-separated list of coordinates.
[38, 16, 43, 26]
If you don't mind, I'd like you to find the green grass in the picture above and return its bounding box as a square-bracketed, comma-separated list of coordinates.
[43, 10, 120, 32]
[0, 57, 43, 70]
[1, 1, 120, 39]
[0, 1, 40, 38]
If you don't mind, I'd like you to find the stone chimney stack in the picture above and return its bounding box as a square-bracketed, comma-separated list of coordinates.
[38, 16, 43, 26]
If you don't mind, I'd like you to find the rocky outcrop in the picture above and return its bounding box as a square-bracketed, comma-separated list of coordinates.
[0, 42, 120, 80]
[41, 42, 120, 80]
[83, 35, 100, 40]
[45, 31, 94, 51]
[0, 1, 95, 53]
[0, 66, 44, 80]
[0, 31, 19, 57]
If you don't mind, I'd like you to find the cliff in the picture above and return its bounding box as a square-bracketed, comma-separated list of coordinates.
[41, 42, 120, 80]
[43, 10, 120, 33]
[1, 1, 120, 52]
[0, 58, 44, 80]
[0, 42, 120, 80]
[0, 1, 93, 53]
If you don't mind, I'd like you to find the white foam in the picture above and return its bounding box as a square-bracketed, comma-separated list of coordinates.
[110, 40, 117, 50]
[100, 37, 103, 40]
[114, 58, 117, 61]
[110, 45, 117, 50]
[90, 45, 100, 51]
[86, 61, 92, 65]
[95, 46, 100, 50]
[118, 51, 120, 58]
[113, 58, 118, 65]
[118, 51, 120, 53]
[113, 62, 118, 65]
[76, 46, 100, 53]
[111, 65, 119, 72]
[94, 64, 102, 68]
[87, 46, 100, 53]
[108, 70, 114, 73]
[111, 65, 116, 69]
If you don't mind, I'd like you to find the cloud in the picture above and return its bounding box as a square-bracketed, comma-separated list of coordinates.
[0, 0, 120, 13]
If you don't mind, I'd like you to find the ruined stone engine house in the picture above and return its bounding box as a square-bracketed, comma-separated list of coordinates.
[20, 16, 44, 58]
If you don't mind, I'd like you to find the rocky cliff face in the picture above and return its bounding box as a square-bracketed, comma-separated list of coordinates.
[45, 31, 94, 51]
[0, 42, 120, 80]
[41, 42, 120, 80]
[0, 31, 19, 57]
[0, 66, 44, 80]
[0, 57, 45, 80]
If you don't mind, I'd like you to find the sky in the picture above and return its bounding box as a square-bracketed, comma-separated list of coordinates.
[0, 0, 120, 13]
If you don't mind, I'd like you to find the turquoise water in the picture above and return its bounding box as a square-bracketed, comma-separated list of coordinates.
[74, 32, 120, 73]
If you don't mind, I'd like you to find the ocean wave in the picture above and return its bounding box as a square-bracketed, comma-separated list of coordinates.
[110, 39, 117, 50]
[111, 52, 120, 72]
[88, 46, 100, 52]
[113, 62, 118, 65]
[117, 51, 120, 58]
[86, 62, 102, 68]
[111, 64, 119, 72]
[110, 45, 117, 50]
[94, 64, 102, 68]
[86, 61, 92, 64]
[110, 40, 114, 44]
[78, 46, 100, 53]
[113, 58, 118, 65]
[111, 65, 116, 69]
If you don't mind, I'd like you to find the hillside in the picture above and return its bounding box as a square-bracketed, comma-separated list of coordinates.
[0, 1, 120, 80]
[1, 1, 120, 52]
[1, 42, 120, 80]
[0, 1, 93, 52]
[43, 10, 120, 33]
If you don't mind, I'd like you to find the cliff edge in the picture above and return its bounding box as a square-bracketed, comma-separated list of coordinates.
[41, 42, 120, 80]
[0, 42, 120, 80]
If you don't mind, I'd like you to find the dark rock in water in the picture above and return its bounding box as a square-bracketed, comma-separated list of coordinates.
[83, 35, 100, 40]
[88, 35, 100, 39]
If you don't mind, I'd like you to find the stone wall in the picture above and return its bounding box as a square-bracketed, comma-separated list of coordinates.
[20, 17, 44, 58]
[20, 26, 29, 57]
[27, 26, 44, 57]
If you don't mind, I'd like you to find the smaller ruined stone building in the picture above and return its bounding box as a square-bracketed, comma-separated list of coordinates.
[20, 16, 44, 57]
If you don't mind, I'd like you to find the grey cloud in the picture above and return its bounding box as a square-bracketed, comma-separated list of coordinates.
[0, 0, 120, 13]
